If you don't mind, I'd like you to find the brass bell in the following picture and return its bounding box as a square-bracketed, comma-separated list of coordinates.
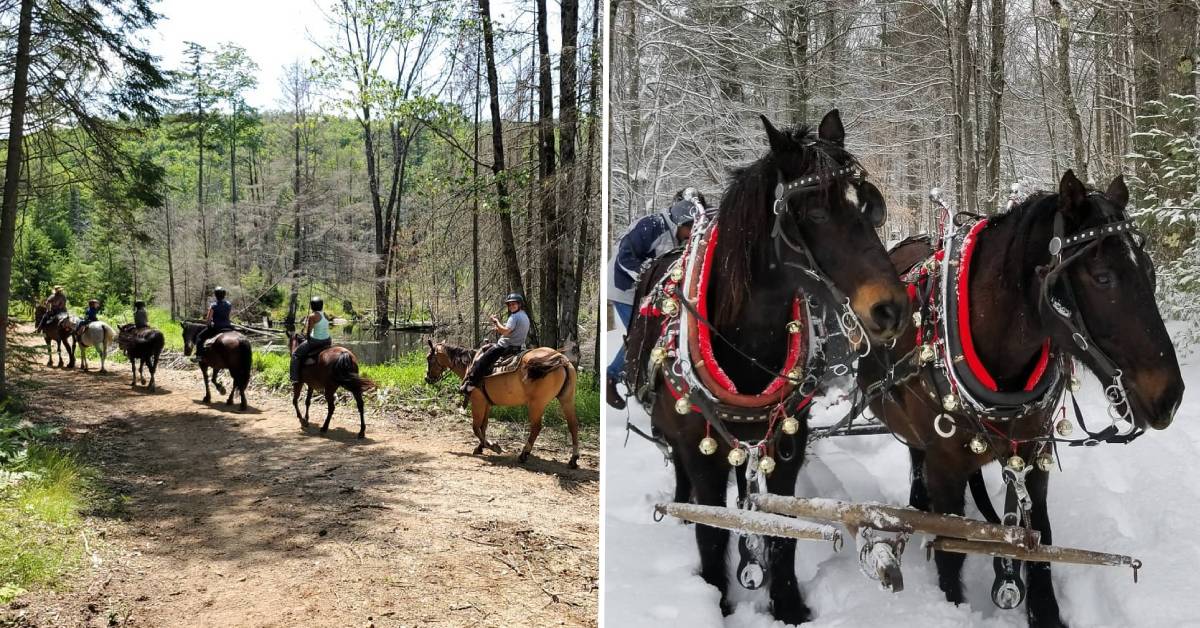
[968, 435, 988, 454]
[670, 265, 684, 282]
[1055, 419, 1073, 437]
[1037, 453, 1055, 471]
[942, 394, 959, 412]
[919, 344, 935, 365]
[1007, 455, 1026, 471]
[781, 416, 800, 435]
[662, 299, 679, 316]
[787, 367, 803, 383]
[786, 320, 805, 334]
[650, 346, 667, 364]
[728, 447, 748, 467]
[1069, 376, 1081, 392]
[699, 437, 718, 456]
[758, 456, 776, 475]
[674, 396, 691, 415]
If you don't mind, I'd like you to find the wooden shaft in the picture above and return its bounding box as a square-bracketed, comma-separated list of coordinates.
[928, 536, 1138, 568]
[749, 494, 1035, 547]
[655, 503, 841, 544]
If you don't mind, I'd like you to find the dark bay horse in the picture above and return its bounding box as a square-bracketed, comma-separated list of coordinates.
[859, 171, 1184, 627]
[117, 324, 164, 391]
[424, 340, 580, 469]
[627, 111, 908, 622]
[287, 333, 373, 439]
[34, 304, 76, 367]
[181, 322, 252, 410]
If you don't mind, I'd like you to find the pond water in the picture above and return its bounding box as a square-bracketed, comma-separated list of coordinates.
[254, 324, 470, 367]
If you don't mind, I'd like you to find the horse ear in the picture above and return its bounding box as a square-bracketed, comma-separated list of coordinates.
[1057, 169, 1087, 218]
[760, 115, 789, 153]
[1105, 174, 1129, 208]
[426, 338, 434, 350]
[818, 109, 845, 146]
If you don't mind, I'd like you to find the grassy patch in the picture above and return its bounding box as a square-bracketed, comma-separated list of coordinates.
[0, 404, 91, 604]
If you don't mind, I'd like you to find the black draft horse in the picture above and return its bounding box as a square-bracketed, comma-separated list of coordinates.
[861, 171, 1184, 628]
[628, 110, 909, 623]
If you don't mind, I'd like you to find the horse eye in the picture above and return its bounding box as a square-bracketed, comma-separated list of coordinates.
[1094, 271, 1114, 286]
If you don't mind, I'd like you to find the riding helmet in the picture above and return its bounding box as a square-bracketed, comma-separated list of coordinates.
[134, 300, 145, 308]
[214, 286, 226, 299]
[668, 199, 696, 227]
[310, 296, 324, 311]
[53, 285, 63, 292]
[503, 293, 525, 308]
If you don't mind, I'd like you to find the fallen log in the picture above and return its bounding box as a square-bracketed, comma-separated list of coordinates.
[749, 495, 1037, 548]
[655, 502, 841, 545]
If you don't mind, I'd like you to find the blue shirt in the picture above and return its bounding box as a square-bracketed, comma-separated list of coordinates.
[497, 310, 530, 348]
[211, 300, 232, 328]
[83, 306, 99, 321]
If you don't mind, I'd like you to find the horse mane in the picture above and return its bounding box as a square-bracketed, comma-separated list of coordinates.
[984, 190, 1058, 295]
[713, 124, 861, 325]
[439, 342, 476, 369]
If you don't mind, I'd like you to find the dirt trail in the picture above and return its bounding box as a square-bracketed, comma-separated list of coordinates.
[4, 329, 598, 628]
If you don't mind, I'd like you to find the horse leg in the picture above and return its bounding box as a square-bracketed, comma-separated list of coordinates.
[130, 357, 137, 387]
[765, 451, 812, 625]
[680, 445, 735, 615]
[320, 385, 336, 433]
[560, 392, 580, 469]
[201, 365, 212, 402]
[1023, 468, 1065, 628]
[909, 447, 931, 511]
[293, 383, 306, 425]
[238, 377, 247, 411]
[45, 339, 52, 366]
[100, 346, 107, 373]
[353, 389, 365, 439]
[672, 446, 692, 503]
[148, 354, 158, 392]
[925, 457, 970, 605]
[470, 395, 500, 454]
[304, 387, 313, 422]
[518, 400, 547, 464]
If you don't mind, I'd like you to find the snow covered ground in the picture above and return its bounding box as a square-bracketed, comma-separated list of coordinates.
[602, 328, 1200, 627]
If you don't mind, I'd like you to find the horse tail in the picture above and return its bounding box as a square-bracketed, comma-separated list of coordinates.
[556, 360, 577, 401]
[524, 352, 572, 381]
[233, 339, 252, 389]
[103, 323, 116, 350]
[967, 469, 1002, 524]
[333, 352, 374, 392]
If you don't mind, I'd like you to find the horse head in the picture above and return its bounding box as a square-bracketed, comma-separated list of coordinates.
[180, 321, 199, 356]
[424, 339, 449, 384]
[1038, 171, 1184, 430]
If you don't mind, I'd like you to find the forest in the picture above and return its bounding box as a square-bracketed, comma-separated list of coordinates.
[0, 0, 603, 393]
[610, 0, 1200, 340]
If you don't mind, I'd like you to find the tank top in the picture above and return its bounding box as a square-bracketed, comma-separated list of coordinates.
[211, 300, 232, 327]
[310, 312, 330, 340]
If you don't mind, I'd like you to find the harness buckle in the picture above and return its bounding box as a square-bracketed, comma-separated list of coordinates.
[1071, 332, 1089, 351]
[773, 198, 787, 215]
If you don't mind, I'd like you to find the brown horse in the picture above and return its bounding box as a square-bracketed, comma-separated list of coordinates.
[34, 304, 76, 367]
[117, 324, 165, 391]
[287, 333, 373, 438]
[859, 172, 1184, 627]
[424, 340, 580, 469]
[181, 321, 252, 410]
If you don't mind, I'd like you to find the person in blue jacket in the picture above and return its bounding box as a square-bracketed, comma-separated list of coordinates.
[605, 188, 704, 408]
[74, 299, 101, 337]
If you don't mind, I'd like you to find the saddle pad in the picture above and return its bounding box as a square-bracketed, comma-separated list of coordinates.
[467, 348, 531, 379]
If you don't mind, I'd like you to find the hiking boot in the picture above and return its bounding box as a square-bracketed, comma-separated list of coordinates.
[606, 376, 627, 410]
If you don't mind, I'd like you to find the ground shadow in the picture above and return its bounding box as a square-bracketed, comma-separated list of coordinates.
[189, 398, 265, 415]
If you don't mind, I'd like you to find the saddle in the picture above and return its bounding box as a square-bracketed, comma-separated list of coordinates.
[472, 344, 530, 379]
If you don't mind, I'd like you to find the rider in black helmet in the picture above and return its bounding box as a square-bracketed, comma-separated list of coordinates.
[194, 286, 233, 361]
[461, 293, 532, 401]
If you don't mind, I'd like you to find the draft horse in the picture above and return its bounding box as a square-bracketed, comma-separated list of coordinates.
[181, 322, 252, 410]
[287, 332, 373, 439]
[33, 305, 77, 367]
[117, 324, 165, 391]
[424, 340, 580, 469]
[623, 110, 908, 623]
[859, 171, 1184, 627]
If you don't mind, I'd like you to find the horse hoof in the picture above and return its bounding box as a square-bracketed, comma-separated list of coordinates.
[473, 445, 484, 455]
[568, 457, 579, 470]
[240, 404, 247, 412]
[518, 451, 529, 464]
[356, 431, 365, 439]
[320, 426, 328, 433]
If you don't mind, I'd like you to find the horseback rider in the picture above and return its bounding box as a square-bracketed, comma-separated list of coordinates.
[605, 188, 703, 408]
[461, 293, 531, 398]
[37, 285, 68, 332]
[74, 299, 100, 337]
[194, 287, 234, 361]
[133, 300, 149, 329]
[290, 296, 332, 383]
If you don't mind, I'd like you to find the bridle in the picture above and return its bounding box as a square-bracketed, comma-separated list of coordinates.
[1038, 193, 1153, 435]
[426, 348, 453, 384]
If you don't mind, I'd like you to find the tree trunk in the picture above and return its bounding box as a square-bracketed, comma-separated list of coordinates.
[479, 0, 527, 300]
[557, 0, 580, 344]
[536, 0, 560, 348]
[983, 0, 1006, 208]
[1051, 0, 1088, 181]
[0, 0, 34, 395]
[286, 100, 302, 332]
[165, 192, 177, 320]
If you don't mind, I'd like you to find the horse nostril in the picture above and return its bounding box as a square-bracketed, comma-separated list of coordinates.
[870, 302, 902, 333]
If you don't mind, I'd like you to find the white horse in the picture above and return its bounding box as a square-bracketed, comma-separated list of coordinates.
[74, 321, 116, 372]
